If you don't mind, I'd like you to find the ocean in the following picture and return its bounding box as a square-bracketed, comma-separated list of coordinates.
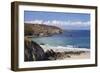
[32, 30, 90, 49]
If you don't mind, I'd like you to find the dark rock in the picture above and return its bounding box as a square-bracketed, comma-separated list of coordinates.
[24, 38, 46, 61]
[40, 43, 45, 45]
[44, 49, 57, 60]
[67, 55, 71, 58]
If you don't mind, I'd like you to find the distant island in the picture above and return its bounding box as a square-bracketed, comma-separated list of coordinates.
[24, 23, 63, 37]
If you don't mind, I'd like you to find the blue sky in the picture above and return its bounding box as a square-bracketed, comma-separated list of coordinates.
[24, 11, 90, 30]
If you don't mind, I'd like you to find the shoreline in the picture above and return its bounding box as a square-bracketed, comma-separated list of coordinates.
[40, 45, 90, 52]
[40, 45, 90, 60]
[24, 37, 90, 61]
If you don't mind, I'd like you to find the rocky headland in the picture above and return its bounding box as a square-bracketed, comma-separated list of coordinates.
[24, 23, 63, 37]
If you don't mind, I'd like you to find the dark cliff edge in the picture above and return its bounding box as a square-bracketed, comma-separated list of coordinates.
[24, 37, 57, 61]
[24, 37, 45, 61]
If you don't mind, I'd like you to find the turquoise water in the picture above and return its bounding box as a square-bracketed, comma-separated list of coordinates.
[32, 30, 90, 49]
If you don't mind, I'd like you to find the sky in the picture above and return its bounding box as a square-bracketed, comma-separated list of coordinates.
[24, 11, 90, 30]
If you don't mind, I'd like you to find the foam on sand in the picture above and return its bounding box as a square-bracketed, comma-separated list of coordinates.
[40, 45, 90, 60]
[40, 45, 90, 52]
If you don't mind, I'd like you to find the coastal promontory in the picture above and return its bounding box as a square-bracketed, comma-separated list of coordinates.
[24, 23, 63, 37]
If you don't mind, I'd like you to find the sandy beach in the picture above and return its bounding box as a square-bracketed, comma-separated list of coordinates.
[40, 45, 90, 60]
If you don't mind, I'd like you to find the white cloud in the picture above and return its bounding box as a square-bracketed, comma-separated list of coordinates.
[25, 19, 90, 30]
[25, 20, 43, 24]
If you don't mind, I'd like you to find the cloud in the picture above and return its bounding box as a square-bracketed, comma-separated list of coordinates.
[25, 19, 90, 25]
[25, 19, 90, 30]
[25, 20, 43, 24]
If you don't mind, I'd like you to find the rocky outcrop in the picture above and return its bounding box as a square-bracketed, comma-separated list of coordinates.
[24, 37, 46, 61]
[24, 23, 63, 37]
[24, 37, 61, 61]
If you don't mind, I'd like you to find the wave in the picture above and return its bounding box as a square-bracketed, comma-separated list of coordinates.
[40, 44, 90, 52]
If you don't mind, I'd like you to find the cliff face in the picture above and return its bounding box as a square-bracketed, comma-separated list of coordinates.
[24, 37, 57, 61]
[24, 23, 63, 37]
[24, 37, 46, 61]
